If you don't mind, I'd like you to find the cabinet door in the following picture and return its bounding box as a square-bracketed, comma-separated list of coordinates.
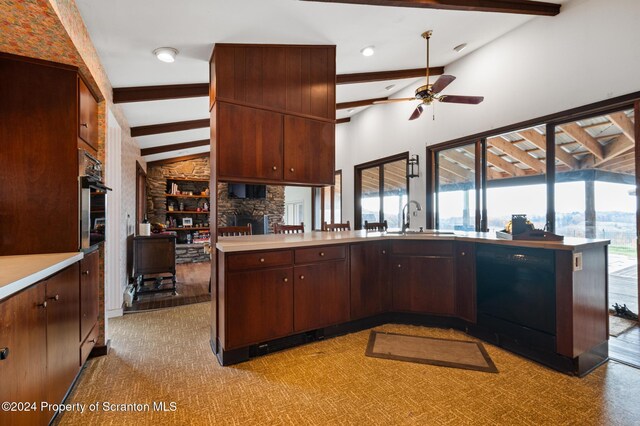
[225, 267, 293, 349]
[391, 256, 455, 315]
[294, 260, 349, 332]
[78, 77, 98, 149]
[0, 284, 48, 426]
[46, 264, 80, 408]
[80, 249, 100, 343]
[455, 242, 476, 322]
[217, 102, 283, 182]
[350, 242, 389, 320]
[283, 116, 335, 185]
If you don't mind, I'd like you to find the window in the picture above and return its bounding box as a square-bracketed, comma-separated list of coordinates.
[311, 170, 342, 230]
[435, 144, 477, 231]
[355, 153, 409, 230]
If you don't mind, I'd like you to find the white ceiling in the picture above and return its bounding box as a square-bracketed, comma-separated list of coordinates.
[76, 0, 563, 161]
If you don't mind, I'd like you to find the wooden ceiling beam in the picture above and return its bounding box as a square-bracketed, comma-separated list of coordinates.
[337, 67, 444, 85]
[558, 123, 605, 160]
[141, 139, 210, 156]
[488, 137, 546, 173]
[113, 83, 209, 103]
[146, 153, 210, 168]
[595, 138, 635, 167]
[337, 97, 388, 110]
[517, 129, 578, 169]
[606, 112, 635, 142]
[300, 0, 560, 16]
[441, 149, 475, 169]
[439, 157, 473, 181]
[130, 118, 210, 137]
[438, 168, 463, 184]
[487, 151, 527, 177]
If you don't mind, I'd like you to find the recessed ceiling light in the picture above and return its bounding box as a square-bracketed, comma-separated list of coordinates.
[453, 43, 467, 53]
[348, 109, 355, 113]
[153, 47, 178, 63]
[385, 84, 396, 91]
[360, 46, 375, 57]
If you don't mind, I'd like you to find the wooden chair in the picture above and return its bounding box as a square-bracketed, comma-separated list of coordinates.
[218, 224, 252, 237]
[274, 222, 305, 234]
[364, 220, 388, 231]
[323, 221, 351, 232]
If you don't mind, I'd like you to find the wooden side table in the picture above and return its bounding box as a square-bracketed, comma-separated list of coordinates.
[132, 234, 177, 300]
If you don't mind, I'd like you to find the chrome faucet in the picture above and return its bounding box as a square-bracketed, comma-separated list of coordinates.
[402, 200, 422, 233]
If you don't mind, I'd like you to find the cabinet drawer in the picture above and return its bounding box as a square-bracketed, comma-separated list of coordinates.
[390, 241, 454, 256]
[295, 245, 345, 264]
[80, 323, 98, 366]
[227, 250, 293, 271]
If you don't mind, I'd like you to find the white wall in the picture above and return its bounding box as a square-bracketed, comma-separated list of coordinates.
[284, 186, 313, 230]
[105, 109, 123, 320]
[337, 0, 640, 226]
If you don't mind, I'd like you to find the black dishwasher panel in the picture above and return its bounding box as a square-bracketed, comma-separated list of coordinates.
[476, 244, 556, 351]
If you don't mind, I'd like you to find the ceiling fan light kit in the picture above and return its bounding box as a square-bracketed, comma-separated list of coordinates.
[153, 47, 178, 63]
[372, 30, 484, 120]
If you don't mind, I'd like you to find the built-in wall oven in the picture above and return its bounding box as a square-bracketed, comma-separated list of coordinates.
[79, 149, 110, 250]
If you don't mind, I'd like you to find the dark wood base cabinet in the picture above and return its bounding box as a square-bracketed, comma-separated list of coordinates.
[213, 240, 609, 377]
[0, 259, 99, 425]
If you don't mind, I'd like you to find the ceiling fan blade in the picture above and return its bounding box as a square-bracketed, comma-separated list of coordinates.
[408, 104, 424, 121]
[373, 98, 416, 104]
[439, 95, 484, 105]
[430, 75, 456, 94]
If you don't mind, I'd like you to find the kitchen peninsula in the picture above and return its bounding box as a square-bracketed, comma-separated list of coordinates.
[212, 231, 609, 377]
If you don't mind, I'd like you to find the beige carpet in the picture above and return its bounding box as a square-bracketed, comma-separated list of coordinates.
[57, 302, 640, 425]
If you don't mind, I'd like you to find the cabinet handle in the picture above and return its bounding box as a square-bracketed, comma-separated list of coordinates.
[283, 277, 289, 283]
[397, 264, 402, 268]
[299, 275, 305, 280]
[289, 168, 295, 172]
[81, 123, 88, 128]
[0, 347, 8, 361]
[37, 301, 48, 309]
[82, 270, 90, 275]
[382, 250, 386, 254]
[260, 258, 265, 263]
[461, 252, 466, 256]
[272, 166, 277, 171]
[48, 294, 60, 302]
[319, 252, 325, 257]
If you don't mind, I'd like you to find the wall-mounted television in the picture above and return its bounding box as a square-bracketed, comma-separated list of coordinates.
[228, 183, 267, 199]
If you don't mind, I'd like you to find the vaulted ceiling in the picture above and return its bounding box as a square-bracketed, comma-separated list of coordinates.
[76, 0, 565, 162]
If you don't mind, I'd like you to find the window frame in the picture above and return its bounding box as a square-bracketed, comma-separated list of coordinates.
[354, 152, 409, 230]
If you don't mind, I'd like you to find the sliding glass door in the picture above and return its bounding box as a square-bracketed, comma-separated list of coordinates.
[355, 153, 408, 230]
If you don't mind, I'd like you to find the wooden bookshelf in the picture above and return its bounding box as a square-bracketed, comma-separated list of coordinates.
[165, 193, 209, 198]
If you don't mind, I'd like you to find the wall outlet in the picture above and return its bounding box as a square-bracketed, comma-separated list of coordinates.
[573, 252, 583, 272]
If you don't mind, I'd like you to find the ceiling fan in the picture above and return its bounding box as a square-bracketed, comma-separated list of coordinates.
[374, 30, 484, 120]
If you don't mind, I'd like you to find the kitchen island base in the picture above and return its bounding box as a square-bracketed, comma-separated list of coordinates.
[211, 312, 607, 376]
[212, 232, 610, 376]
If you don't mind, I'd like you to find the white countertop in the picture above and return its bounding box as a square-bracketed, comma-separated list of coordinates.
[216, 230, 610, 253]
[0, 252, 84, 300]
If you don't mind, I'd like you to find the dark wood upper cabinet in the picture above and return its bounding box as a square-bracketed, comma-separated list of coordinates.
[284, 116, 335, 185]
[0, 54, 80, 255]
[211, 44, 336, 186]
[217, 102, 283, 182]
[212, 44, 335, 119]
[78, 77, 98, 150]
